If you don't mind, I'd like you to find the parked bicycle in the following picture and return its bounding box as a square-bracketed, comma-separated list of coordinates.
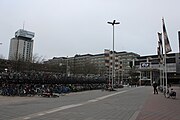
[163, 88, 176, 99]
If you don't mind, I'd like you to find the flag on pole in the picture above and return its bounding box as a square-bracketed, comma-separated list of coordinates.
[158, 32, 163, 52]
[157, 46, 160, 57]
[162, 18, 172, 53]
[157, 40, 160, 56]
[157, 32, 163, 63]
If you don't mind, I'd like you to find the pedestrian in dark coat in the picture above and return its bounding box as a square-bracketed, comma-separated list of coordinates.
[153, 81, 158, 94]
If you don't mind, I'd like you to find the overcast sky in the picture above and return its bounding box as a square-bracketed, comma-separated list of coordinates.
[0, 0, 180, 60]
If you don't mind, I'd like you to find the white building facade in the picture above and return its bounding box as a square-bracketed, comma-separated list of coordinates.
[8, 29, 35, 62]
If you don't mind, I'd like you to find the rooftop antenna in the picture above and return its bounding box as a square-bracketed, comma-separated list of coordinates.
[23, 21, 25, 30]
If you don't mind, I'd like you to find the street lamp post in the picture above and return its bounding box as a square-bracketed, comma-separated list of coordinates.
[107, 20, 120, 89]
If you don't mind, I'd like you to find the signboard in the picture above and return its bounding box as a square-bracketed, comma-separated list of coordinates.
[140, 62, 151, 68]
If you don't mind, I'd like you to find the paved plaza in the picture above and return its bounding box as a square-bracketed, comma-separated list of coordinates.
[0, 86, 179, 120]
[136, 86, 180, 120]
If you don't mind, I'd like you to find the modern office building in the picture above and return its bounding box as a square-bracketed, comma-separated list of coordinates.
[135, 53, 180, 85]
[44, 50, 140, 84]
[45, 50, 180, 85]
[8, 29, 35, 62]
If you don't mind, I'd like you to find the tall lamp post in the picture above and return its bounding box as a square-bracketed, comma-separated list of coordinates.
[107, 20, 120, 89]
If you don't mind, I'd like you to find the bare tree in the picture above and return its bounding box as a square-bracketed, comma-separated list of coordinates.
[32, 53, 46, 64]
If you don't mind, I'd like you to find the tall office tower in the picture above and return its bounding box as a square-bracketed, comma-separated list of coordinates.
[8, 29, 35, 62]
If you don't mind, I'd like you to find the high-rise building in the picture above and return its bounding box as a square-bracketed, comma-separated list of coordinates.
[8, 29, 35, 62]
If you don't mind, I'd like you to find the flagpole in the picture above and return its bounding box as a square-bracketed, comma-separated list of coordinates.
[161, 19, 165, 95]
[164, 53, 168, 97]
[159, 63, 162, 87]
[162, 18, 172, 97]
[162, 60, 165, 92]
[157, 32, 164, 90]
[162, 20, 167, 96]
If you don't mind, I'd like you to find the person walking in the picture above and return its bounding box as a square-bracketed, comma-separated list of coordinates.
[153, 81, 158, 94]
